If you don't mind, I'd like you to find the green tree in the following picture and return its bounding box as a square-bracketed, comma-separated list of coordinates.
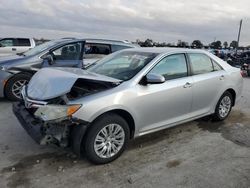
[230, 41, 238, 49]
[223, 41, 228, 49]
[191, 40, 203, 49]
[143, 39, 154, 47]
[177, 40, 189, 48]
[210, 41, 222, 49]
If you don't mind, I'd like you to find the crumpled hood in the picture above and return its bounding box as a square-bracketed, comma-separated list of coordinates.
[27, 67, 121, 100]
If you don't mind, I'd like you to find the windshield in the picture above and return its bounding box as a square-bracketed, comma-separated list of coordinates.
[88, 51, 158, 81]
[24, 40, 62, 56]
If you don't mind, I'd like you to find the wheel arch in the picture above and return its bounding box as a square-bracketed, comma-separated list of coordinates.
[225, 88, 236, 106]
[4, 72, 33, 98]
[90, 109, 135, 139]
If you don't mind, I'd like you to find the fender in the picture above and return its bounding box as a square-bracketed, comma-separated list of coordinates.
[7, 67, 37, 75]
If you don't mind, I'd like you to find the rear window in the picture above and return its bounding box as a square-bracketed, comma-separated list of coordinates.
[17, 39, 31, 46]
[189, 53, 213, 75]
[212, 60, 223, 71]
[84, 43, 111, 56]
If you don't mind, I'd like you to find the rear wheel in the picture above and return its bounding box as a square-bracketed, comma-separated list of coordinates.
[5, 73, 32, 101]
[84, 113, 130, 164]
[213, 91, 233, 121]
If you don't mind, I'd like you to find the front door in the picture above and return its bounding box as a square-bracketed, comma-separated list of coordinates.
[136, 53, 193, 133]
[49, 42, 84, 68]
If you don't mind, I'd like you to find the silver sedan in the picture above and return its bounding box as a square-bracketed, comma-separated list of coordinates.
[13, 48, 243, 164]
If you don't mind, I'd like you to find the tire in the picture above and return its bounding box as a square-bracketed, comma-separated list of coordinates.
[5, 73, 32, 101]
[213, 91, 233, 121]
[84, 113, 130, 164]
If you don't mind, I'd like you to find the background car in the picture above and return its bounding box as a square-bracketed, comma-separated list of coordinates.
[226, 51, 250, 76]
[0, 38, 36, 56]
[13, 48, 243, 164]
[0, 38, 138, 100]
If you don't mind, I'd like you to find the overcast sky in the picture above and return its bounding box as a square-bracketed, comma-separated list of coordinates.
[1, 0, 250, 45]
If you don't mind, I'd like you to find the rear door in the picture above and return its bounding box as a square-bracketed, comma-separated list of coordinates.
[188, 53, 226, 116]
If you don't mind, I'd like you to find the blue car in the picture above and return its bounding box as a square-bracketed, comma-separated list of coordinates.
[0, 38, 138, 100]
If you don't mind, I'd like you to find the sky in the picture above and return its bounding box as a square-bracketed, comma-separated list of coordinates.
[0, 0, 250, 46]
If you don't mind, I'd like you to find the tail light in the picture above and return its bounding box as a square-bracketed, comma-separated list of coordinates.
[240, 70, 245, 77]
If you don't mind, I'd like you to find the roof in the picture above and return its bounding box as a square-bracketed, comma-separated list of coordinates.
[55, 38, 138, 47]
[123, 47, 207, 54]
[84, 38, 138, 47]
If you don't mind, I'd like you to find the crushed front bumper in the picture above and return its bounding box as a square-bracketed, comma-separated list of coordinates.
[13, 102, 45, 144]
[13, 102, 89, 151]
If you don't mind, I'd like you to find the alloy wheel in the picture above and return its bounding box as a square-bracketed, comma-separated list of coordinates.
[94, 123, 125, 159]
[218, 96, 231, 118]
[11, 80, 28, 99]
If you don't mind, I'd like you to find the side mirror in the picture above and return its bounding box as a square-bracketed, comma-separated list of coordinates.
[43, 54, 54, 65]
[146, 73, 165, 84]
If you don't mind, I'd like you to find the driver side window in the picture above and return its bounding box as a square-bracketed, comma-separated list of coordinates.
[52, 42, 82, 60]
[149, 54, 188, 80]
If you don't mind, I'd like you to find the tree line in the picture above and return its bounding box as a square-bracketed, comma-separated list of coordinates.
[135, 39, 245, 49]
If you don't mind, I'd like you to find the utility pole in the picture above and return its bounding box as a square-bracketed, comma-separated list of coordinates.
[236, 19, 243, 54]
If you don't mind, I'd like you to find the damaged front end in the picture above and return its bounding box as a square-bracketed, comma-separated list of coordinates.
[13, 86, 86, 148]
[13, 68, 121, 150]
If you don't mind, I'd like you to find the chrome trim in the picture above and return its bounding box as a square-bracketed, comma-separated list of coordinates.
[21, 86, 48, 107]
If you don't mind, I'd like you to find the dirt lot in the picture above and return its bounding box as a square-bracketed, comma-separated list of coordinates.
[0, 79, 250, 188]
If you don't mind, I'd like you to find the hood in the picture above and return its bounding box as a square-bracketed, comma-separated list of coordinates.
[27, 67, 121, 100]
[0, 55, 28, 68]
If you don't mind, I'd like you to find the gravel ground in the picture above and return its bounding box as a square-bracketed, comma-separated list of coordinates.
[0, 78, 250, 188]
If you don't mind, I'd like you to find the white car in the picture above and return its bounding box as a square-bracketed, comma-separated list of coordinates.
[0, 38, 36, 56]
[14, 48, 243, 164]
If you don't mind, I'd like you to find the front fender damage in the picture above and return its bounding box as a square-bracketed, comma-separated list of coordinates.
[13, 102, 89, 150]
[13, 67, 121, 156]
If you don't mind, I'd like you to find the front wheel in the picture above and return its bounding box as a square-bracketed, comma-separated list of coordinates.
[84, 113, 130, 164]
[213, 91, 233, 121]
[5, 73, 32, 101]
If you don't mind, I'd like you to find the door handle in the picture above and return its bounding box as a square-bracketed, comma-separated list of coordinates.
[220, 75, 225, 80]
[12, 48, 16, 51]
[183, 82, 192, 88]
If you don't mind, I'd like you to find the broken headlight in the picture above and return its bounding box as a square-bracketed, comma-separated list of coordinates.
[34, 104, 81, 121]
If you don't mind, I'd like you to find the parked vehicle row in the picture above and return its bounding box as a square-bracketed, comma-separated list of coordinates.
[227, 51, 250, 76]
[13, 48, 243, 164]
[0, 38, 36, 56]
[0, 38, 138, 100]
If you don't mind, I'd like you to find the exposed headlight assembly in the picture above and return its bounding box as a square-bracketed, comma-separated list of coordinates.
[34, 104, 82, 121]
